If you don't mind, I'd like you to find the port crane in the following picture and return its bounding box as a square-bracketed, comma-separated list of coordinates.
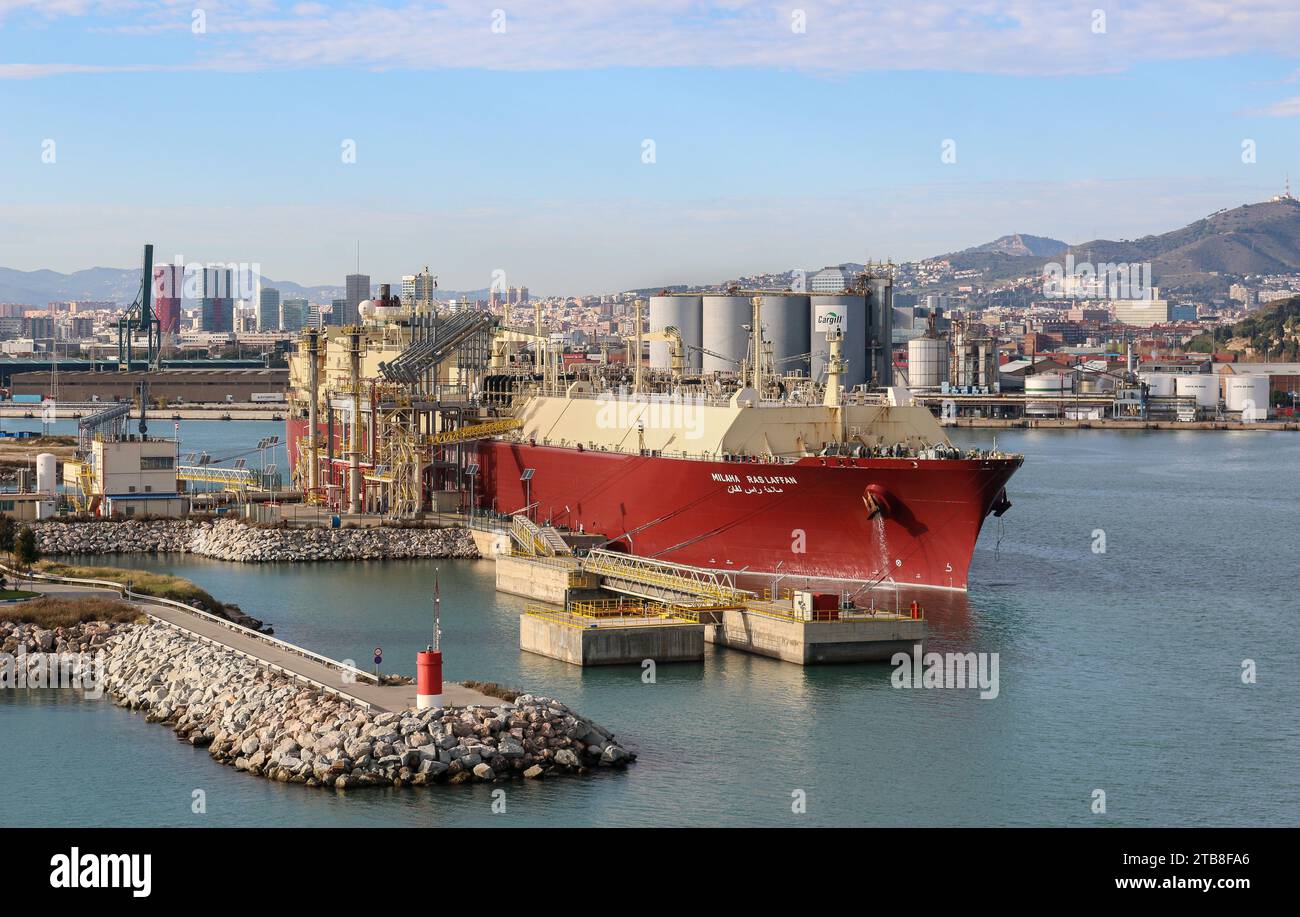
[116, 243, 163, 371]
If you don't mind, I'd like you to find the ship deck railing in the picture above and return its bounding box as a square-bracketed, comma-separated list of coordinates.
[499, 433, 1017, 465]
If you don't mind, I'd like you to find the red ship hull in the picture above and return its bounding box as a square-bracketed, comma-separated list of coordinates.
[476, 440, 1020, 591]
[287, 417, 1021, 590]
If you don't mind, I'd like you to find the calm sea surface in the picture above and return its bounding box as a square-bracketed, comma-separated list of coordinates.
[2, 421, 1297, 826]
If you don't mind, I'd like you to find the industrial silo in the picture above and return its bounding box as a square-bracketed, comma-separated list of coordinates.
[810, 294, 868, 389]
[647, 295, 702, 371]
[907, 337, 949, 389]
[700, 295, 751, 373]
[760, 294, 811, 377]
[866, 277, 894, 385]
[1225, 374, 1269, 421]
[1175, 374, 1217, 410]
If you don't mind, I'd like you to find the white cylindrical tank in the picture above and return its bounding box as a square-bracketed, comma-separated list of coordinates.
[36, 452, 57, 494]
[1139, 372, 1176, 397]
[700, 295, 751, 373]
[1224, 374, 1270, 421]
[1025, 372, 1072, 415]
[1175, 374, 1217, 409]
[760, 294, 811, 376]
[810, 294, 868, 389]
[647, 295, 702, 371]
[907, 337, 949, 389]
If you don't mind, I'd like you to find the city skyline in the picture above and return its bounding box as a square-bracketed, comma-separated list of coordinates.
[2, 1, 1299, 292]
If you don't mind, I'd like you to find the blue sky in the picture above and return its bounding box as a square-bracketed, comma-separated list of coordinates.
[2, 1, 1299, 293]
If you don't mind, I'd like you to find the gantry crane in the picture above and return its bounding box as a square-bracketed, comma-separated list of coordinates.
[117, 244, 162, 370]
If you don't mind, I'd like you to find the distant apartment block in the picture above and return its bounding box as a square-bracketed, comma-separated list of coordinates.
[401, 271, 437, 312]
[1111, 298, 1171, 327]
[809, 267, 855, 293]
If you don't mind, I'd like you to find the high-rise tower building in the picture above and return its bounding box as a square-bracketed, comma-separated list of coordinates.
[258, 287, 281, 332]
[201, 267, 233, 333]
[342, 274, 369, 326]
[281, 297, 308, 332]
[401, 268, 437, 314]
[152, 264, 183, 334]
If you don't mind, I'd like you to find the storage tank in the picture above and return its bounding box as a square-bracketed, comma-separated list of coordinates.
[1175, 374, 1217, 409]
[699, 295, 751, 373]
[810, 294, 868, 389]
[907, 337, 949, 389]
[1139, 372, 1176, 397]
[1078, 375, 1115, 394]
[1025, 372, 1072, 416]
[760, 294, 811, 376]
[647, 295, 702, 371]
[1224, 374, 1270, 421]
[36, 452, 57, 494]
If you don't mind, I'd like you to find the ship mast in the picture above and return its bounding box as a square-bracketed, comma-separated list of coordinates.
[749, 295, 763, 392]
[823, 330, 847, 442]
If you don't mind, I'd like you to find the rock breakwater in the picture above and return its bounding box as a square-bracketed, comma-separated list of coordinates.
[33, 518, 479, 563]
[106, 623, 635, 787]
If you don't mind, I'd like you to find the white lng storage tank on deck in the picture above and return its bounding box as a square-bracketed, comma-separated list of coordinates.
[700, 295, 751, 373]
[648, 295, 703, 371]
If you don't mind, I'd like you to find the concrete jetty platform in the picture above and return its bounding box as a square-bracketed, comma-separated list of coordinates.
[496, 554, 600, 605]
[520, 602, 705, 666]
[498, 550, 927, 666]
[706, 603, 925, 664]
[17, 577, 499, 712]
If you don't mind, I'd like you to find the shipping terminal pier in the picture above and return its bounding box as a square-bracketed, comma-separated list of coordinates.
[485, 519, 926, 667]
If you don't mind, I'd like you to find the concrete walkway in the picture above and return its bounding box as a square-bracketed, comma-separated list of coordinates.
[26, 579, 501, 713]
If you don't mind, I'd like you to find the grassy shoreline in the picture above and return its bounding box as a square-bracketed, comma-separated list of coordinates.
[32, 561, 225, 614]
[0, 595, 142, 628]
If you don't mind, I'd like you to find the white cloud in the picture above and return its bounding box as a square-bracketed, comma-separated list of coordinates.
[1247, 96, 1300, 116]
[3, 0, 1299, 79]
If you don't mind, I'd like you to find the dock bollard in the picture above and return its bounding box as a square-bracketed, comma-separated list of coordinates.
[416, 648, 443, 709]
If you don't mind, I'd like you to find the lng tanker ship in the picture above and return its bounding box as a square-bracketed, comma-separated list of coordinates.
[472, 380, 1019, 590]
[285, 296, 1021, 591]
